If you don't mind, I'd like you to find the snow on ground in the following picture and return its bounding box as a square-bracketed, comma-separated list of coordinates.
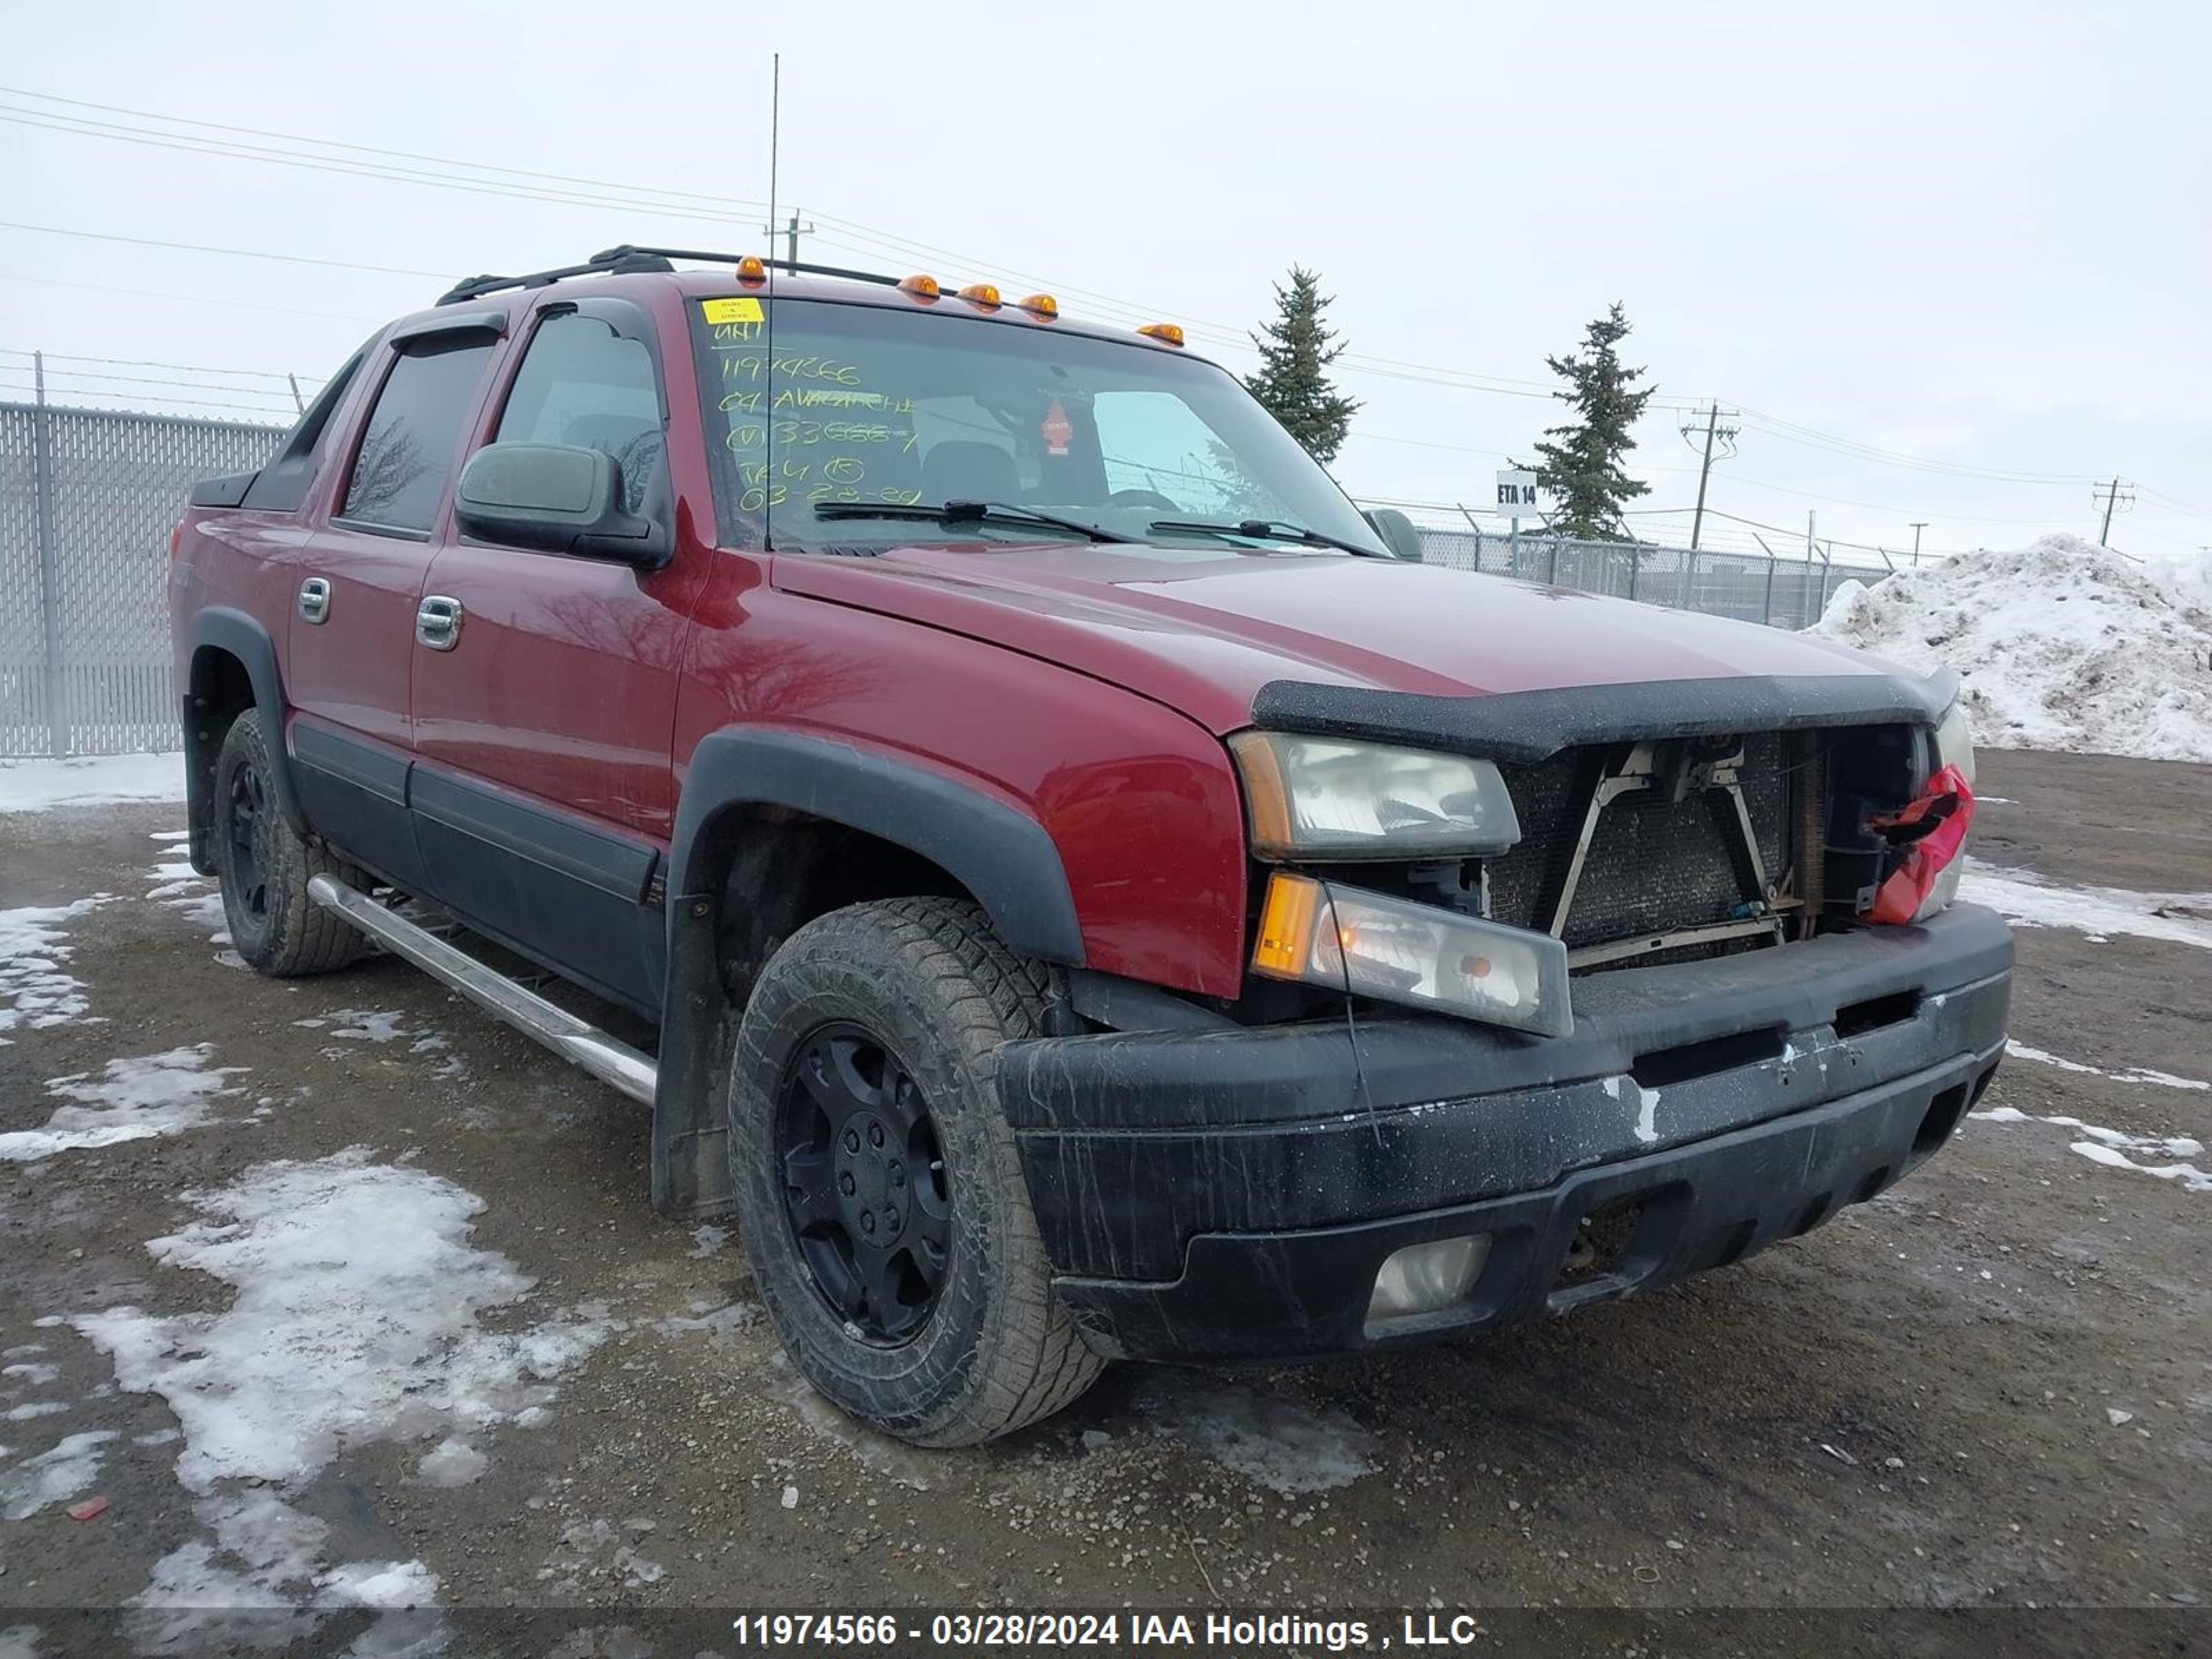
[0, 1046, 245, 1163]
[75, 1146, 608, 1491]
[1974, 1106, 2212, 1194]
[0, 1429, 118, 1520]
[2005, 1040, 2208, 1092]
[1138, 1377, 1380, 1496]
[144, 848, 228, 943]
[68, 1146, 605, 1647]
[1960, 860, 2212, 950]
[0, 898, 110, 1042]
[1808, 534, 2212, 762]
[0, 753, 185, 814]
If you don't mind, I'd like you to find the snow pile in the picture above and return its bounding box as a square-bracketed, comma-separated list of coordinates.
[1808, 534, 2212, 761]
[0, 753, 184, 814]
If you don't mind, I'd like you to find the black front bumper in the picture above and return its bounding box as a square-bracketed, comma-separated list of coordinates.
[997, 904, 2014, 1362]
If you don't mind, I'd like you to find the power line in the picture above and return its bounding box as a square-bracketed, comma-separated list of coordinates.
[0, 346, 319, 383]
[0, 87, 1679, 401]
[0, 270, 386, 323]
[0, 220, 447, 278]
[0, 83, 781, 210]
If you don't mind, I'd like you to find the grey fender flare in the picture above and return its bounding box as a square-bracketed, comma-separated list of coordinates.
[185, 608, 305, 868]
[650, 728, 1085, 1220]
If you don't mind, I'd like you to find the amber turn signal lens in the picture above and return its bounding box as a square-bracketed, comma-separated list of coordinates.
[957, 283, 1002, 308]
[735, 256, 768, 284]
[1018, 292, 1059, 319]
[898, 273, 941, 299]
[1252, 872, 1323, 979]
[1137, 321, 1185, 346]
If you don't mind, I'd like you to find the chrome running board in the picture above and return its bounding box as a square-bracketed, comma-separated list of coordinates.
[306, 874, 657, 1106]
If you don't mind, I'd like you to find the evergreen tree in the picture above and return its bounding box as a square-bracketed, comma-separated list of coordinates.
[1528, 303, 1654, 539]
[1244, 267, 1360, 465]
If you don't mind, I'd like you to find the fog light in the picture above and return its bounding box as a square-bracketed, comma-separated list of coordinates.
[1365, 1235, 1491, 1330]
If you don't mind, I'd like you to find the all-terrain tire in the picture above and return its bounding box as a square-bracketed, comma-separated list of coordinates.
[727, 897, 1105, 1446]
[210, 709, 368, 977]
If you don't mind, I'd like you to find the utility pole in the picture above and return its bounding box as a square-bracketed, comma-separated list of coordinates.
[762, 208, 815, 267]
[1678, 402, 1738, 552]
[1908, 521, 1927, 566]
[2093, 478, 2134, 546]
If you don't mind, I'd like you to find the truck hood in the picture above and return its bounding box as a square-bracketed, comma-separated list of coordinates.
[772, 542, 1948, 753]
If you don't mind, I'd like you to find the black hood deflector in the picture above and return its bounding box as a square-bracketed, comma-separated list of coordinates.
[1250, 669, 1959, 764]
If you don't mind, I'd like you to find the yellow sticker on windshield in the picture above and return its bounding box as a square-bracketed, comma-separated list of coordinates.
[700, 297, 766, 324]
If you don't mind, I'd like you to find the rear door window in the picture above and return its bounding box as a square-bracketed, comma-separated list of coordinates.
[494, 311, 665, 515]
[338, 337, 498, 535]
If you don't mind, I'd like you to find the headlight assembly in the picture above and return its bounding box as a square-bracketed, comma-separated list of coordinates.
[1250, 872, 1573, 1038]
[1227, 732, 1521, 861]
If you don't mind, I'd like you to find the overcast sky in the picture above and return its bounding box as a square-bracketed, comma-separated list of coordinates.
[5, 0, 2207, 561]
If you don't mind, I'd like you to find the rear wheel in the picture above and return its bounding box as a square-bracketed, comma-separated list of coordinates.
[727, 897, 1104, 1445]
[211, 709, 367, 976]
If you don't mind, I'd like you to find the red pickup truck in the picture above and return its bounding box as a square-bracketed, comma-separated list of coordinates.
[169, 246, 2011, 1445]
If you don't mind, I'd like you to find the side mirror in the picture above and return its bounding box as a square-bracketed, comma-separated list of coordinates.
[453, 442, 669, 565]
[1363, 507, 1425, 562]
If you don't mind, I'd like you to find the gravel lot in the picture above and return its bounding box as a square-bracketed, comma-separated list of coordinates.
[1, 747, 2206, 1653]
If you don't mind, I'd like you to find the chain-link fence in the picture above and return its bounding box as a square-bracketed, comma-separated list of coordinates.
[1, 401, 283, 756]
[1381, 518, 1890, 629]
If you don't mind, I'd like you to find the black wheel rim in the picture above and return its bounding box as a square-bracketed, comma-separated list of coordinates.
[225, 759, 271, 924]
[776, 1023, 951, 1344]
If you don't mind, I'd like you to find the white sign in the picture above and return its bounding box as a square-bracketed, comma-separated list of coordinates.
[1494, 469, 1553, 516]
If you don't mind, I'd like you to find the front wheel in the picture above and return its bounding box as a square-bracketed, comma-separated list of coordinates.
[726, 897, 1104, 1445]
[210, 709, 368, 976]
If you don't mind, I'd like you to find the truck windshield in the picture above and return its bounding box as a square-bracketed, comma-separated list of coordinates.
[688, 296, 1385, 555]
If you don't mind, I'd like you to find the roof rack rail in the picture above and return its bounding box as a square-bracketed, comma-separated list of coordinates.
[434, 245, 906, 307]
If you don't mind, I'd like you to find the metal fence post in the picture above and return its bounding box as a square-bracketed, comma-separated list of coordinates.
[1546, 537, 1558, 585]
[1626, 543, 1640, 601]
[30, 352, 68, 758]
[1761, 554, 1775, 626]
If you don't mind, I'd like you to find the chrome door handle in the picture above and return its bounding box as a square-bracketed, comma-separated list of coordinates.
[298, 577, 331, 625]
[416, 594, 464, 651]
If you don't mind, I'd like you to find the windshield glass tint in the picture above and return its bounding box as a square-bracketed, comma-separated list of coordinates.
[688, 297, 1382, 552]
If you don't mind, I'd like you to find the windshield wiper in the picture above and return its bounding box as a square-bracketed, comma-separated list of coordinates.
[812, 500, 1134, 544]
[1147, 517, 1387, 559]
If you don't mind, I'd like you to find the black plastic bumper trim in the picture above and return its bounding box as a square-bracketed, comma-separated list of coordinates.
[1056, 1040, 2002, 1363]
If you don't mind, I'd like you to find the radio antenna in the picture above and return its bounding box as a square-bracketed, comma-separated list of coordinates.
[762, 51, 780, 553]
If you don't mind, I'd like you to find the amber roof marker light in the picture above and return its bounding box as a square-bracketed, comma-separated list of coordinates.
[735, 255, 768, 285]
[897, 273, 942, 300]
[1018, 293, 1060, 319]
[1137, 322, 1185, 346]
[957, 283, 1002, 309]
